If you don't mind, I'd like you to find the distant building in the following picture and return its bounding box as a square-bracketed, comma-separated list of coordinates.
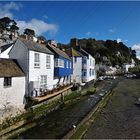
[0, 58, 25, 117]
[122, 59, 135, 72]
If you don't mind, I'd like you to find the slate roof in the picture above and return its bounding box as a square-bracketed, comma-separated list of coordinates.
[19, 38, 54, 55]
[79, 48, 89, 57]
[65, 48, 83, 57]
[0, 58, 25, 77]
[47, 44, 71, 60]
[0, 43, 13, 53]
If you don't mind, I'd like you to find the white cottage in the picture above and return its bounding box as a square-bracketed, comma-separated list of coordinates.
[9, 38, 54, 97]
[65, 48, 83, 84]
[70, 38, 96, 84]
[0, 58, 25, 117]
[80, 48, 96, 83]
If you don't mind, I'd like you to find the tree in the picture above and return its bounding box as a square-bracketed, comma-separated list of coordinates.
[24, 28, 35, 36]
[0, 17, 19, 36]
[0, 17, 11, 29]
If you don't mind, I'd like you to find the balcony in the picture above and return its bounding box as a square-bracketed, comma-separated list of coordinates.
[30, 84, 73, 103]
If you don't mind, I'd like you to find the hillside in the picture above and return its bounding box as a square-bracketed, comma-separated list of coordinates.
[69, 38, 139, 66]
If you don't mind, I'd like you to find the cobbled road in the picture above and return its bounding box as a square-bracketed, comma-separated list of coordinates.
[83, 78, 140, 139]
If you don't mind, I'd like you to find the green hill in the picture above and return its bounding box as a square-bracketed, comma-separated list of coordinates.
[69, 38, 139, 66]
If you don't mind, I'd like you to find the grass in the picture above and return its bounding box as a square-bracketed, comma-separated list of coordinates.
[0, 83, 96, 139]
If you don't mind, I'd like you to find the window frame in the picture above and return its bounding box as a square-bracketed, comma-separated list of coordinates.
[55, 59, 64, 68]
[4, 77, 12, 87]
[34, 52, 40, 68]
[46, 54, 51, 69]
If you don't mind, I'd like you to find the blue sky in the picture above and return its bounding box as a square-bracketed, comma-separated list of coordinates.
[0, 1, 140, 58]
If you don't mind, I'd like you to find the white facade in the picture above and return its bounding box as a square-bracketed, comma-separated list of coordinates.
[72, 56, 82, 84]
[0, 44, 13, 58]
[105, 66, 117, 75]
[0, 77, 25, 117]
[28, 50, 54, 94]
[9, 39, 54, 97]
[123, 63, 135, 72]
[82, 53, 96, 83]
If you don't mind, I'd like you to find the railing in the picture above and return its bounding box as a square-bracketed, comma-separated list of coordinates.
[30, 84, 73, 102]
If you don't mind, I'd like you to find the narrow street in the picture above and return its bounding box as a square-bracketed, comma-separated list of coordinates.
[83, 78, 140, 139]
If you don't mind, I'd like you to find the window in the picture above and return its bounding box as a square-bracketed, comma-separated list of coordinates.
[93, 60, 95, 66]
[70, 62, 71, 69]
[83, 72, 87, 76]
[89, 69, 92, 76]
[90, 59, 92, 66]
[40, 75, 47, 88]
[46, 55, 51, 69]
[55, 59, 64, 68]
[82, 71, 87, 76]
[92, 69, 94, 75]
[34, 53, 40, 68]
[55, 59, 59, 67]
[66, 61, 69, 68]
[74, 57, 77, 63]
[4, 77, 12, 87]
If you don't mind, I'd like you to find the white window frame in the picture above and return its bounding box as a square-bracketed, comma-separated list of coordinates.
[40, 75, 47, 88]
[55, 59, 64, 68]
[67, 61, 69, 68]
[34, 52, 40, 68]
[46, 54, 51, 69]
[70, 62, 71, 69]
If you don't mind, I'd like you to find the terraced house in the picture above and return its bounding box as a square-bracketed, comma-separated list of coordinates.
[9, 38, 54, 97]
[65, 47, 83, 84]
[70, 38, 96, 84]
[47, 40, 73, 87]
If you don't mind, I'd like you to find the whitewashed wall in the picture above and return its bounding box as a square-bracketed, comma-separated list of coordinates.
[72, 57, 82, 84]
[87, 54, 96, 82]
[0, 45, 13, 58]
[29, 50, 54, 91]
[0, 77, 25, 117]
[9, 39, 28, 75]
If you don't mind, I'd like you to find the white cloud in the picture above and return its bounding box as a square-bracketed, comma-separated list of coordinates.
[86, 31, 92, 36]
[109, 28, 116, 33]
[137, 56, 140, 60]
[131, 44, 140, 60]
[0, 2, 58, 36]
[0, 2, 22, 18]
[17, 19, 58, 36]
[116, 38, 128, 43]
[131, 44, 140, 51]
[117, 38, 122, 43]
